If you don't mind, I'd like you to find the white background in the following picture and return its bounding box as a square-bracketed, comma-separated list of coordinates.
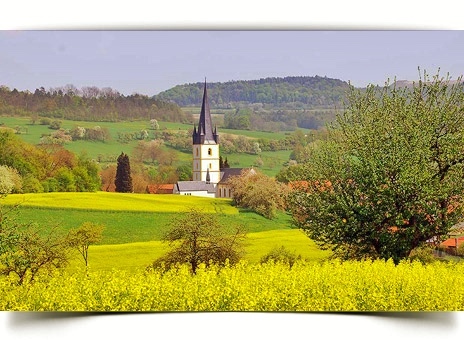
[1, 1, 463, 338]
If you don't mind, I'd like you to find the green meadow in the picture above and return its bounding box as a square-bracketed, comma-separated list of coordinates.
[0, 116, 293, 176]
[2, 192, 330, 272]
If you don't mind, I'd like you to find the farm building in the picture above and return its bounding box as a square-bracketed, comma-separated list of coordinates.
[440, 236, 464, 255]
[146, 184, 175, 194]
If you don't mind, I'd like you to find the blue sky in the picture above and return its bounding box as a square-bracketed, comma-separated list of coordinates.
[1, 30, 463, 96]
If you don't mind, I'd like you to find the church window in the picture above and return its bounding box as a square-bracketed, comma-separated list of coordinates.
[208, 148, 212, 156]
[209, 163, 212, 169]
[196, 148, 199, 157]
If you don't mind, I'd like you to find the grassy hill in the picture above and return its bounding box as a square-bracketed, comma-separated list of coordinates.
[0, 116, 294, 176]
[2, 192, 330, 272]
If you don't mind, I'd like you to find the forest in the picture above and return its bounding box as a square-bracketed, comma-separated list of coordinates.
[0, 84, 191, 123]
[155, 76, 350, 108]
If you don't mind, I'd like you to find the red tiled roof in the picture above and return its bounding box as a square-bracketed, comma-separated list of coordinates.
[441, 236, 464, 248]
[146, 184, 174, 194]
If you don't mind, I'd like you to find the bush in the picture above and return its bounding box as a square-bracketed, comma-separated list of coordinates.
[409, 245, 437, 264]
[49, 120, 62, 130]
[457, 242, 464, 256]
[260, 245, 302, 268]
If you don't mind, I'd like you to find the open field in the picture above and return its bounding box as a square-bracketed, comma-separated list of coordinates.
[2, 192, 294, 242]
[1, 192, 329, 272]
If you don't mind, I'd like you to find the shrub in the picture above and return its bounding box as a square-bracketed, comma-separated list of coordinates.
[409, 245, 437, 264]
[260, 245, 302, 268]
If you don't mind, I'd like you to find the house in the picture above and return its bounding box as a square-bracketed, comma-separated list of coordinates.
[146, 184, 174, 194]
[440, 236, 464, 253]
[174, 80, 250, 198]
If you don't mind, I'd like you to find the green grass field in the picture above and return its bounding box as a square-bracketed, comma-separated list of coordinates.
[2, 192, 330, 271]
[0, 115, 292, 176]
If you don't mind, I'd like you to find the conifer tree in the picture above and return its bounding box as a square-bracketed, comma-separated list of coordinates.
[115, 152, 133, 193]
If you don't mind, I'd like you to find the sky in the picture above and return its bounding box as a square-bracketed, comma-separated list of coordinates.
[1, 30, 464, 97]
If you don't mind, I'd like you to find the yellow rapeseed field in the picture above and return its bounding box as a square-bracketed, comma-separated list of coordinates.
[2, 260, 464, 311]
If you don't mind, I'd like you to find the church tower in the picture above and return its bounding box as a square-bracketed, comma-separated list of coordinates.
[192, 80, 220, 185]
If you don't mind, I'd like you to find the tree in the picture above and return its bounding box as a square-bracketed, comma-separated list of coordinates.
[0, 201, 70, 285]
[150, 119, 160, 130]
[115, 152, 133, 193]
[0, 166, 22, 195]
[100, 165, 117, 192]
[227, 169, 289, 219]
[67, 222, 104, 267]
[288, 70, 464, 264]
[152, 208, 246, 274]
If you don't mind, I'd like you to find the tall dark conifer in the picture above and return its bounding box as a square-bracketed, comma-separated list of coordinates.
[115, 152, 132, 193]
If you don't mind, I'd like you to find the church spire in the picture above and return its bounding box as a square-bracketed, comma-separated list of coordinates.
[193, 79, 218, 144]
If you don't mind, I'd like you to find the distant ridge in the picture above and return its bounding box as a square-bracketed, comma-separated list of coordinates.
[155, 76, 350, 109]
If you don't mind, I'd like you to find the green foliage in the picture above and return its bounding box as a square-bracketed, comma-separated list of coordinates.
[115, 152, 133, 193]
[224, 108, 252, 130]
[156, 76, 348, 109]
[408, 245, 437, 264]
[152, 208, 246, 274]
[68, 222, 104, 267]
[176, 164, 192, 181]
[457, 242, 464, 256]
[0, 201, 70, 285]
[48, 120, 62, 130]
[0, 85, 190, 123]
[0, 166, 22, 195]
[0, 129, 100, 193]
[288, 70, 464, 264]
[227, 169, 289, 219]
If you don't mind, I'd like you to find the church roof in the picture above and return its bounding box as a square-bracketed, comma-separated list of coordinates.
[175, 181, 216, 193]
[218, 168, 255, 184]
[193, 80, 218, 145]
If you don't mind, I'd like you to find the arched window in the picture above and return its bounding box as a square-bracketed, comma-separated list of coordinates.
[208, 148, 212, 156]
[209, 163, 212, 169]
[196, 148, 199, 157]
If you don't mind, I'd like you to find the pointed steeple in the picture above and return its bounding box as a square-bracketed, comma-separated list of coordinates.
[193, 79, 218, 144]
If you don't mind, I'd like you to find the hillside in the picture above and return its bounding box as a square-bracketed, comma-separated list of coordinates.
[155, 76, 350, 109]
[156, 76, 350, 131]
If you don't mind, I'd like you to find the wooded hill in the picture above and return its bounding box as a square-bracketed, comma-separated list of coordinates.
[0, 76, 351, 131]
[155, 76, 350, 109]
[0, 85, 191, 123]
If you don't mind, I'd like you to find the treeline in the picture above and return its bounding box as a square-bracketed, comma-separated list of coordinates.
[0, 85, 191, 123]
[223, 107, 335, 131]
[155, 76, 349, 109]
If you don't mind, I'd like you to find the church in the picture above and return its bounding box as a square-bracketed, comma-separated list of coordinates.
[173, 81, 250, 198]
